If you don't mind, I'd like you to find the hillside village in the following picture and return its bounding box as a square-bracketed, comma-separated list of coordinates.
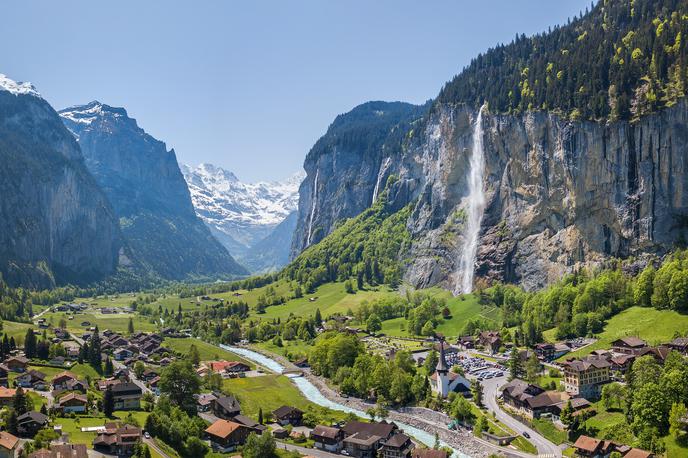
[0, 292, 680, 458]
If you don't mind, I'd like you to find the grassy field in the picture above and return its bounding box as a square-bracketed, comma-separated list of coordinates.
[532, 418, 568, 445]
[57, 410, 152, 449]
[253, 339, 312, 360]
[381, 291, 499, 338]
[2, 321, 34, 345]
[223, 374, 349, 424]
[559, 306, 688, 360]
[38, 310, 158, 336]
[163, 337, 256, 368]
[249, 282, 396, 321]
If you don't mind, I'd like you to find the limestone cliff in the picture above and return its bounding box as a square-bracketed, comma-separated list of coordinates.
[0, 76, 120, 288]
[292, 99, 688, 291]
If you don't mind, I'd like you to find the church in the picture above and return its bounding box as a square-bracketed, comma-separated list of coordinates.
[430, 339, 471, 398]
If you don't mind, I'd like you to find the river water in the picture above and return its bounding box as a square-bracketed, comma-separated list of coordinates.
[221, 344, 469, 457]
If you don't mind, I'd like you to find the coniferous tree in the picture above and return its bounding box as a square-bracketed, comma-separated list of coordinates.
[24, 329, 37, 359]
[6, 409, 17, 435]
[128, 318, 135, 335]
[103, 387, 115, 417]
[89, 326, 102, 370]
[13, 387, 28, 415]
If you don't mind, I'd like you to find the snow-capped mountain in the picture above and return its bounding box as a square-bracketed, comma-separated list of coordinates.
[182, 163, 304, 271]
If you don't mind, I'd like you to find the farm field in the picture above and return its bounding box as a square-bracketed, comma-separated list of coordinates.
[249, 282, 397, 321]
[222, 374, 350, 424]
[164, 337, 256, 369]
[381, 291, 498, 338]
[556, 306, 688, 360]
[2, 321, 34, 345]
[38, 309, 158, 336]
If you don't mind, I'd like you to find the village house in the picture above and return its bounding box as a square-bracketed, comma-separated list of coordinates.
[51, 371, 79, 391]
[113, 348, 134, 361]
[666, 337, 688, 354]
[573, 435, 654, 458]
[224, 361, 251, 377]
[232, 415, 267, 434]
[342, 421, 399, 458]
[562, 357, 611, 399]
[380, 433, 414, 458]
[110, 382, 143, 410]
[28, 444, 88, 458]
[16, 411, 48, 437]
[4, 356, 28, 372]
[56, 393, 88, 413]
[611, 337, 647, 355]
[500, 379, 545, 411]
[478, 331, 502, 354]
[272, 405, 303, 426]
[534, 343, 555, 361]
[212, 395, 241, 419]
[609, 354, 635, 379]
[148, 376, 160, 395]
[636, 346, 671, 364]
[93, 423, 141, 456]
[0, 388, 16, 408]
[312, 425, 344, 452]
[204, 419, 252, 453]
[456, 335, 475, 350]
[196, 393, 217, 412]
[16, 370, 47, 390]
[0, 430, 19, 458]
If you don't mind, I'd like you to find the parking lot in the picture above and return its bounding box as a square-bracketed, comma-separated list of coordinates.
[455, 354, 506, 381]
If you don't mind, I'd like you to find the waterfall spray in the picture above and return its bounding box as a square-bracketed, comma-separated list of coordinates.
[457, 103, 487, 294]
[305, 169, 319, 247]
[372, 157, 392, 204]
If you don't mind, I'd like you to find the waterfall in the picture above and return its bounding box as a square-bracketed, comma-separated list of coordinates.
[457, 104, 487, 294]
[305, 169, 319, 247]
[372, 156, 392, 204]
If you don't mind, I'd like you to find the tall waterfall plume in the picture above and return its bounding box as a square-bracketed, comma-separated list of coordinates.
[372, 157, 392, 204]
[457, 103, 487, 294]
[305, 168, 320, 247]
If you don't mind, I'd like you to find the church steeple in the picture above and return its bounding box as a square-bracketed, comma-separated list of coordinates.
[436, 338, 449, 374]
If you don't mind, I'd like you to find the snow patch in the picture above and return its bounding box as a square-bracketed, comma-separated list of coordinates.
[0, 74, 41, 98]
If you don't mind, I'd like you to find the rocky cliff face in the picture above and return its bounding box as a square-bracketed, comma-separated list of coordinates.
[293, 99, 688, 291]
[0, 75, 120, 288]
[291, 101, 429, 257]
[60, 102, 247, 281]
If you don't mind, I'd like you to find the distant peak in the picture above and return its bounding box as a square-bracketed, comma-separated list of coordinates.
[0, 73, 41, 98]
[59, 101, 129, 126]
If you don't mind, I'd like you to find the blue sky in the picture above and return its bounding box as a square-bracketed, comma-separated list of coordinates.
[2, 1, 590, 181]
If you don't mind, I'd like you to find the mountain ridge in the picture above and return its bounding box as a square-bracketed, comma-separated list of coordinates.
[59, 101, 248, 282]
[182, 162, 303, 272]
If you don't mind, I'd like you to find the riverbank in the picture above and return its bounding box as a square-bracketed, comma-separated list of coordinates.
[228, 344, 536, 458]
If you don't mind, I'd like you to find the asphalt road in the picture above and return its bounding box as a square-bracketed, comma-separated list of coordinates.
[276, 442, 342, 458]
[481, 375, 562, 458]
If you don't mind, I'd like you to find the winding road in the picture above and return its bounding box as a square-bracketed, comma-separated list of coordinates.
[481, 375, 562, 457]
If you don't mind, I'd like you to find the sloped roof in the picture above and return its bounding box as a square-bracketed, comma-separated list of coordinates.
[312, 425, 341, 439]
[205, 419, 242, 439]
[0, 431, 18, 450]
[273, 405, 303, 418]
[385, 433, 411, 448]
[612, 337, 647, 348]
[573, 435, 600, 452]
